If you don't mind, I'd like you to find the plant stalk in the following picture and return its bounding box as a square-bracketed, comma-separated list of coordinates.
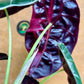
[4, 9, 12, 84]
[22, 23, 52, 68]
[14, 49, 38, 84]
[40, 69, 64, 84]
[14, 23, 52, 84]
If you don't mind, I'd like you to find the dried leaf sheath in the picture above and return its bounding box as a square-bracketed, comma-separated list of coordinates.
[25, 0, 80, 78]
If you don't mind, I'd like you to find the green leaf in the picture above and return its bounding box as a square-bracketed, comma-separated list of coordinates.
[0, 0, 38, 10]
[57, 43, 82, 84]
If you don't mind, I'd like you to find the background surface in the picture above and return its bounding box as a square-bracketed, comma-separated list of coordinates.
[0, 0, 84, 84]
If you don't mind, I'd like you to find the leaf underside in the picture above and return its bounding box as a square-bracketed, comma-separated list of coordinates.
[0, 0, 37, 10]
[25, 0, 80, 79]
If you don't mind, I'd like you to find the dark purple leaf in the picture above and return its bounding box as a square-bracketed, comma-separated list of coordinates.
[0, 6, 28, 18]
[22, 75, 39, 84]
[25, 0, 80, 78]
[0, 53, 8, 60]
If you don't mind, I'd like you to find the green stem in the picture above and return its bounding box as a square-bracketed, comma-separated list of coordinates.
[40, 69, 64, 84]
[14, 49, 38, 84]
[22, 23, 52, 68]
[14, 23, 52, 84]
[4, 9, 12, 84]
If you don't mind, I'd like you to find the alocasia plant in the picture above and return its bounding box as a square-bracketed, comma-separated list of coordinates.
[25, 0, 80, 78]
[0, 0, 82, 84]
